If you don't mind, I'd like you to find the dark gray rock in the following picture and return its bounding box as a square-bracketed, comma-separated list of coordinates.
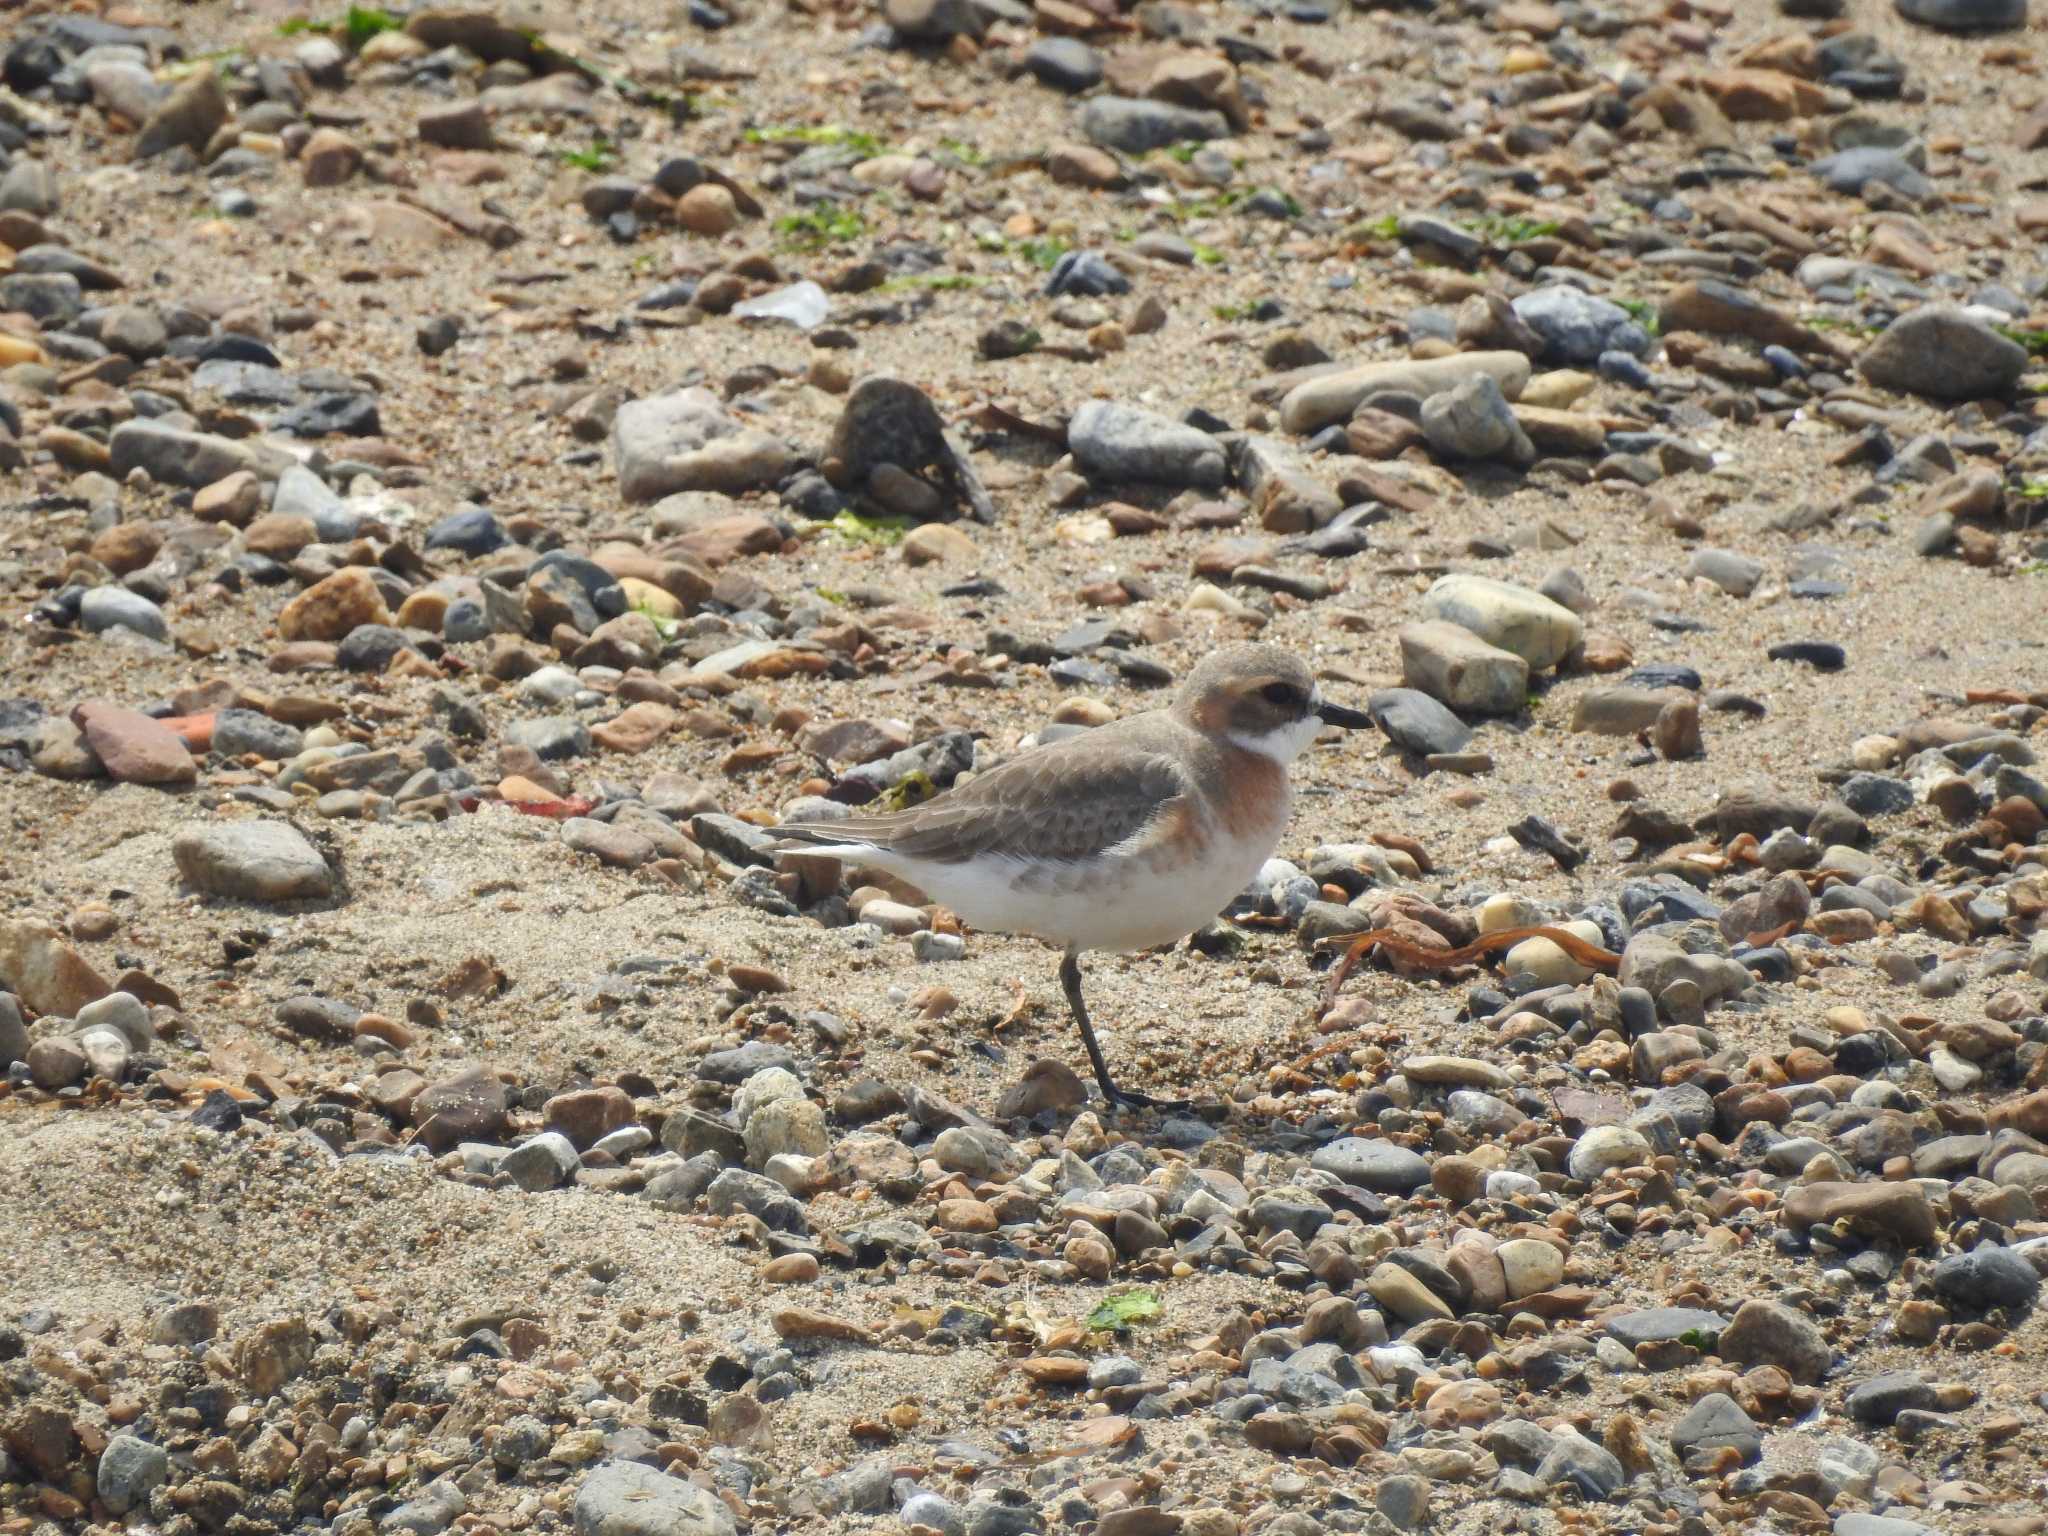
[1669, 1393, 1762, 1464]
[1308, 1137, 1430, 1193]
[1023, 37, 1100, 92]
[1079, 96, 1227, 154]
[1858, 306, 2026, 401]
[1932, 1245, 2040, 1310]
[1367, 688, 1472, 757]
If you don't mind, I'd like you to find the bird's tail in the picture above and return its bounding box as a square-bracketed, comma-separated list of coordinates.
[772, 822, 875, 855]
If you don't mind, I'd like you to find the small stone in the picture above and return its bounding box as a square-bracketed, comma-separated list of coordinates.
[73, 702, 194, 785]
[572, 1460, 736, 1536]
[543, 1087, 635, 1151]
[676, 184, 738, 236]
[1567, 1124, 1652, 1182]
[1894, 0, 2025, 28]
[1859, 306, 2027, 402]
[1496, 1237, 1565, 1299]
[1717, 1299, 1834, 1384]
[1367, 1261, 1454, 1322]
[1420, 373, 1536, 465]
[1670, 1393, 1762, 1464]
[1931, 1245, 2040, 1310]
[173, 822, 335, 902]
[503, 1132, 581, 1191]
[97, 1435, 171, 1514]
[1398, 621, 1528, 716]
[1068, 402, 1226, 490]
[1420, 574, 1584, 669]
[277, 568, 393, 643]
[1310, 1137, 1431, 1193]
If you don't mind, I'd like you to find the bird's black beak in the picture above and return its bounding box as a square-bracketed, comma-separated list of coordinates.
[1316, 699, 1375, 731]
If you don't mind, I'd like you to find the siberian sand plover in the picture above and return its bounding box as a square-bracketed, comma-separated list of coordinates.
[776, 644, 1373, 1110]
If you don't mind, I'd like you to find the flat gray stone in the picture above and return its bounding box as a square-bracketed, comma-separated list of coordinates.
[1309, 1136, 1430, 1193]
[1859, 305, 2027, 402]
[1067, 401, 1226, 490]
[172, 821, 336, 903]
[573, 1461, 736, 1536]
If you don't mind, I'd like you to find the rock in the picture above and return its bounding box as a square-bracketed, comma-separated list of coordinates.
[1659, 279, 1817, 354]
[1719, 871, 1811, 943]
[278, 568, 393, 643]
[301, 128, 362, 186]
[676, 184, 738, 236]
[97, 1435, 171, 1514]
[1567, 1125, 1652, 1182]
[1931, 1245, 2040, 1310]
[1690, 548, 1764, 597]
[1366, 688, 1472, 757]
[1419, 575, 1584, 670]
[1025, 37, 1102, 92]
[0, 922, 112, 1016]
[135, 69, 227, 160]
[77, 993, 153, 1052]
[212, 709, 304, 761]
[27, 1036, 88, 1089]
[1895, 0, 2025, 27]
[1420, 374, 1536, 465]
[273, 465, 361, 539]
[1496, 1237, 1565, 1299]
[109, 420, 262, 488]
[503, 1131, 581, 1191]
[1858, 306, 2027, 401]
[1781, 1181, 1938, 1247]
[413, 1066, 510, 1152]
[1398, 621, 1529, 716]
[1309, 1137, 1431, 1193]
[72, 703, 194, 786]
[418, 101, 496, 150]
[1605, 1308, 1731, 1349]
[933, 1125, 1025, 1180]
[1718, 1299, 1834, 1383]
[78, 586, 170, 644]
[1669, 1393, 1761, 1464]
[822, 376, 993, 521]
[613, 388, 795, 502]
[1279, 351, 1532, 435]
[1534, 1429, 1625, 1500]
[1080, 96, 1228, 154]
[884, 0, 984, 41]
[573, 1460, 736, 1536]
[543, 1087, 635, 1150]
[1512, 286, 1650, 365]
[380, 1480, 467, 1534]
[1067, 402, 1226, 490]
[233, 1316, 312, 1394]
[174, 822, 335, 902]
[1367, 1261, 1454, 1323]
[1846, 1372, 1938, 1425]
[0, 994, 27, 1067]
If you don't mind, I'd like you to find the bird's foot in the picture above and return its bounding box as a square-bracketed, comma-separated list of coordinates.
[1100, 1084, 1193, 1114]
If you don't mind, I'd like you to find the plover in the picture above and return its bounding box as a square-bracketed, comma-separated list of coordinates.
[776, 644, 1373, 1110]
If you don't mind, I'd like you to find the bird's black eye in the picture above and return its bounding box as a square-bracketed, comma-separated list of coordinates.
[1260, 682, 1301, 708]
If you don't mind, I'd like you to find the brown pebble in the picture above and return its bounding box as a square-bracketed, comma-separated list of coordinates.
[761, 1253, 820, 1285]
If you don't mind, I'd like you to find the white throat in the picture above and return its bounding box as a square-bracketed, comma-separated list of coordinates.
[1227, 713, 1323, 766]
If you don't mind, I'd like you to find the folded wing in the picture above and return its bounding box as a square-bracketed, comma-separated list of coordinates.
[778, 735, 1191, 867]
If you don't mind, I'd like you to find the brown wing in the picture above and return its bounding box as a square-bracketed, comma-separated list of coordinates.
[778, 732, 1191, 866]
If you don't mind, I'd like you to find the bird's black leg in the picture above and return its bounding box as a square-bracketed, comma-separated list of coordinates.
[1059, 950, 1190, 1113]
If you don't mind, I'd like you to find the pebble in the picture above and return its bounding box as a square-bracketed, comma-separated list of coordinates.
[573, 1460, 735, 1536]
[1067, 402, 1227, 490]
[173, 821, 335, 902]
[1858, 306, 2027, 401]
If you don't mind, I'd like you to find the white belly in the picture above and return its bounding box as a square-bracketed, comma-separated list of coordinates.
[856, 824, 1282, 953]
